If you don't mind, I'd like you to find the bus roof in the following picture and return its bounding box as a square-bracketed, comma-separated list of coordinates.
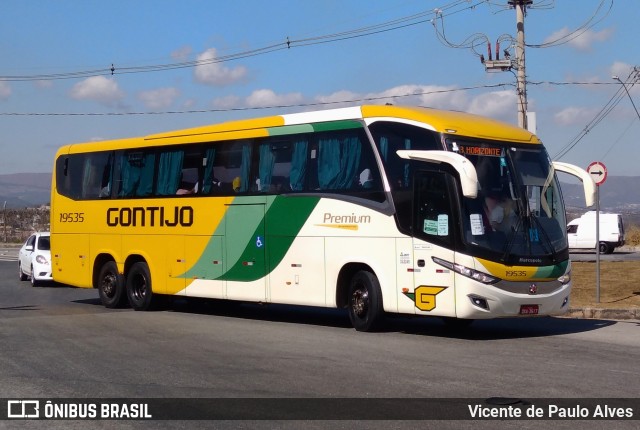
[60, 105, 540, 154]
[150, 105, 540, 144]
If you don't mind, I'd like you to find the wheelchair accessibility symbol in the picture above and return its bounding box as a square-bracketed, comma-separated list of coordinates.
[256, 236, 264, 248]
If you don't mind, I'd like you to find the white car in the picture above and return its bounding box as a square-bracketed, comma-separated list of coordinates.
[18, 232, 53, 286]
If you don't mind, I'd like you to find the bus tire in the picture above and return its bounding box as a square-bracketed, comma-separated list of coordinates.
[126, 262, 156, 311]
[98, 261, 126, 308]
[348, 270, 384, 332]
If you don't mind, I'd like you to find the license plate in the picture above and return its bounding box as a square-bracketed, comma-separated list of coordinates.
[520, 305, 539, 315]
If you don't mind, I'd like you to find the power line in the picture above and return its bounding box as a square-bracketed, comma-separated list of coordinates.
[553, 69, 638, 160]
[526, 0, 613, 48]
[0, 0, 484, 83]
[0, 80, 619, 117]
[0, 83, 512, 116]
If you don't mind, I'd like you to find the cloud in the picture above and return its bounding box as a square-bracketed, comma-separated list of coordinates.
[138, 87, 180, 109]
[0, 82, 11, 100]
[171, 45, 192, 62]
[212, 90, 303, 109]
[467, 90, 515, 118]
[610, 62, 635, 82]
[194, 48, 248, 86]
[212, 94, 242, 109]
[245, 89, 303, 108]
[544, 27, 613, 52]
[554, 106, 598, 126]
[210, 84, 515, 123]
[69, 76, 125, 106]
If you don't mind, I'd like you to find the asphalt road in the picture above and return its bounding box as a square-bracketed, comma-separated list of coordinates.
[0, 260, 639, 429]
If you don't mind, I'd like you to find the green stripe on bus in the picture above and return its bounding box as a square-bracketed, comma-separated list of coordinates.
[181, 196, 319, 282]
[221, 196, 319, 281]
[534, 261, 569, 279]
[267, 124, 314, 136]
[312, 120, 362, 132]
[267, 120, 362, 137]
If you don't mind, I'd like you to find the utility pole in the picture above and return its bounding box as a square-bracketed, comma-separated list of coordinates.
[613, 70, 640, 121]
[483, 1, 532, 130]
[3, 201, 6, 243]
[509, 0, 531, 130]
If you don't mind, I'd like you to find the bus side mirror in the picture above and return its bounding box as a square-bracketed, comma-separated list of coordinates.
[552, 161, 596, 207]
[396, 150, 478, 198]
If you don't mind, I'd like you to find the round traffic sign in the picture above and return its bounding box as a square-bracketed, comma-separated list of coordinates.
[587, 161, 607, 186]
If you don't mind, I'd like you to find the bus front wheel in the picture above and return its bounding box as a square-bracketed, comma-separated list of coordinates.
[98, 261, 126, 308]
[348, 270, 384, 332]
[126, 262, 156, 311]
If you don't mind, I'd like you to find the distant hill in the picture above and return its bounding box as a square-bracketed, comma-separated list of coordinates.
[560, 176, 640, 225]
[0, 173, 52, 208]
[1, 172, 639, 224]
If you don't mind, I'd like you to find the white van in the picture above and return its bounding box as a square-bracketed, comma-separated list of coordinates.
[567, 211, 625, 254]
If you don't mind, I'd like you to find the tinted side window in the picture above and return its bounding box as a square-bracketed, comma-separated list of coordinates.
[414, 171, 455, 248]
[369, 121, 441, 190]
[56, 152, 111, 200]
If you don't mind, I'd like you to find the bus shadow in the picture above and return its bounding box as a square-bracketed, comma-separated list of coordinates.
[167, 298, 617, 340]
[170, 298, 355, 329]
[65, 293, 619, 339]
[392, 315, 618, 340]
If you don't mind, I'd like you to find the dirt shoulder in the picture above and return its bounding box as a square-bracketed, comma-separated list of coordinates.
[570, 261, 640, 309]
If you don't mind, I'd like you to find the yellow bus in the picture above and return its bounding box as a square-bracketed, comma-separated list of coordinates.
[50, 105, 594, 331]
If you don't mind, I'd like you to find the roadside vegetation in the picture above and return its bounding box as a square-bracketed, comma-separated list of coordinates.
[625, 223, 640, 247]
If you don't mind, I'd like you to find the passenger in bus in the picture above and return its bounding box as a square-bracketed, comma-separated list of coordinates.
[484, 192, 515, 234]
[176, 182, 198, 195]
[232, 176, 242, 192]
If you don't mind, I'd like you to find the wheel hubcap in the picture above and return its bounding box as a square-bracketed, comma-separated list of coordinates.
[132, 274, 147, 301]
[351, 287, 369, 318]
[101, 273, 116, 298]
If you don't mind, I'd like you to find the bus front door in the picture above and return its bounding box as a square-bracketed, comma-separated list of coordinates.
[410, 170, 457, 318]
[224, 202, 267, 302]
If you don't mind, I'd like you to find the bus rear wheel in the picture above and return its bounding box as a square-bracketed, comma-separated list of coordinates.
[98, 261, 126, 308]
[126, 262, 157, 311]
[348, 270, 384, 332]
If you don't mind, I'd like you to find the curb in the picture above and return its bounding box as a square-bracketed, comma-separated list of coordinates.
[566, 307, 640, 320]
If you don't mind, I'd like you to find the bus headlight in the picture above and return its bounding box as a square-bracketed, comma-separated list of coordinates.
[432, 257, 500, 285]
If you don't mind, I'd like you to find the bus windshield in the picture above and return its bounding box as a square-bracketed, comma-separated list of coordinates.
[449, 139, 567, 265]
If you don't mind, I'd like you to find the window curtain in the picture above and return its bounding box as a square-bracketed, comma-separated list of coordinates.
[379, 136, 389, 162]
[81, 158, 93, 199]
[289, 140, 308, 191]
[403, 138, 411, 187]
[258, 143, 275, 192]
[338, 136, 362, 189]
[239, 143, 252, 192]
[120, 153, 155, 197]
[318, 138, 341, 189]
[156, 150, 184, 195]
[318, 137, 361, 189]
[201, 147, 216, 194]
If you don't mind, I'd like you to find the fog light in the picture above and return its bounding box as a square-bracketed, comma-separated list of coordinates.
[469, 295, 489, 310]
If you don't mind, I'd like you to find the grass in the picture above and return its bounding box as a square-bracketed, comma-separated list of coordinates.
[570, 261, 640, 309]
[625, 224, 640, 247]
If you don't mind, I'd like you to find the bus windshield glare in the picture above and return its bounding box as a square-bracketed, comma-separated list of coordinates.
[449, 138, 567, 264]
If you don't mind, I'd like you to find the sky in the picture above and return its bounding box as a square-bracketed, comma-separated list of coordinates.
[1, 0, 638, 177]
